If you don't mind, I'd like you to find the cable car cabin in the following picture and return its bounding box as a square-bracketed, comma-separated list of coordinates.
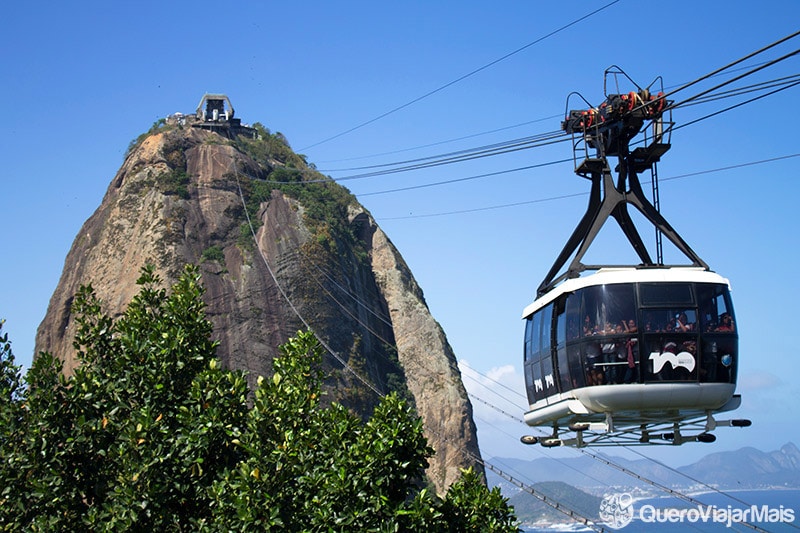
[519, 72, 750, 446]
[522, 267, 743, 444]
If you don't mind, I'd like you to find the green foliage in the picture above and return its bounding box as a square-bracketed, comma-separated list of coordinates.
[236, 123, 306, 168]
[0, 267, 519, 531]
[442, 468, 520, 532]
[155, 168, 190, 199]
[162, 134, 189, 171]
[232, 129, 366, 261]
[0, 320, 22, 404]
[201, 245, 225, 263]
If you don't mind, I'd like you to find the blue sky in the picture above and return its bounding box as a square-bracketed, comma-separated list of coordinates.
[2, 1, 800, 477]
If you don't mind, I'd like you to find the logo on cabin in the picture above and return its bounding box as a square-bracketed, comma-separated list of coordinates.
[649, 343, 696, 373]
[599, 492, 634, 529]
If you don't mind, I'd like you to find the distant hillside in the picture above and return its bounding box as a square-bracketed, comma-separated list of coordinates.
[508, 481, 600, 527]
[489, 442, 800, 495]
[678, 442, 800, 488]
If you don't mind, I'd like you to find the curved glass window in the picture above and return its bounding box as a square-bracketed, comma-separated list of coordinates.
[639, 282, 737, 383]
[567, 343, 585, 389]
[554, 297, 571, 392]
[581, 285, 637, 337]
[640, 283, 694, 307]
[565, 292, 582, 341]
[525, 281, 737, 402]
[697, 284, 736, 333]
[524, 318, 534, 362]
[531, 312, 542, 357]
[524, 303, 557, 404]
[700, 336, 737, 383]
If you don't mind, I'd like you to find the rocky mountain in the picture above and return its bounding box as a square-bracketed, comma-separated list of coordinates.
[34, 102, 481, 493]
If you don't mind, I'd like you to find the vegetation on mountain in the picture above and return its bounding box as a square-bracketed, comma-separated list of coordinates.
[233, 123, 367, 261]
[1, 266, 518, 531]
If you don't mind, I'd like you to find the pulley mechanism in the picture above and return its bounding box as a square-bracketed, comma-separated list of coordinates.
[538, 68, 707, 298]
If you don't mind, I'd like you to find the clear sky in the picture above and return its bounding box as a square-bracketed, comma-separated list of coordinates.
[3, 0, 800, 479]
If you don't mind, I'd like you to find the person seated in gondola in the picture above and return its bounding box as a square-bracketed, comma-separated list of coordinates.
[583, 315, 597, 336]
[675, 312, 694, 332]
[585, 342, 604, 385]
[601, 331, 618, 382]
[586, 366, 606, 386]
[622, 319, 637, 334]
[623, 337, 638, 383]
[716, 313, 734, 331]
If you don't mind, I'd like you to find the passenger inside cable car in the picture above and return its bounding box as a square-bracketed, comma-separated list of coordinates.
[523, 281, 738, 405]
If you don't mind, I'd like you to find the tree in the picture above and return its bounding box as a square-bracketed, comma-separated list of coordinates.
[0, 266, 519, 531]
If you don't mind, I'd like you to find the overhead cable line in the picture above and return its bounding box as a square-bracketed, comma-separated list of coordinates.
[267, 66, 800, 190]
[460, 362, 528, 402]
[307, 70, 798, 188]
[320, 69, 796, 180]
[674, 77, 800, 131]
[315, 60, 781, 169]
[473, 415, 621, 492]
[377, 153, 800, 220]
[326, 133, 569, 180]
[314, 114, 562, 165]
[355, 69, 800, 199]
[302, 262, 531, 411]
[359, 158, 572, 197]
[299, 32, 798, 179]
[260, 67, 797, 198]
[663, 29, 800, 103]
[675, 73, 800, 108]
[462, 374, 527, 411]
[309, 262, 394, 328]
[667, 46, 800, 112]
[461, 374, 527, 414]
[582, 449, 768, 532]
[298, 0, 621, 152]
[317, 129, 565, 173]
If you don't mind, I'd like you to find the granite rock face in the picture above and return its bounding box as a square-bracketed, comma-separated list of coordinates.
[35, 124, 482, 492]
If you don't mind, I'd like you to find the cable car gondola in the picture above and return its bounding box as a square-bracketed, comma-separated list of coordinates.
[520, 70, 751, 448]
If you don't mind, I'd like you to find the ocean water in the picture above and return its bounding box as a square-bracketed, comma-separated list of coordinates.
[522, 489, 800, 532]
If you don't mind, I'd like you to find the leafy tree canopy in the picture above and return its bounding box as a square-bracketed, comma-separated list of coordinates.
[0, 265, 518, 531]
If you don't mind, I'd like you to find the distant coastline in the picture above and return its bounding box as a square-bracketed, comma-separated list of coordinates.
[520, 488, 800, 532]
[493, 443, 799, 529]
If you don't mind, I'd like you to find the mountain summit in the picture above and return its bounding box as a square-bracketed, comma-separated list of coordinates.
[34, 96, 482, 492]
